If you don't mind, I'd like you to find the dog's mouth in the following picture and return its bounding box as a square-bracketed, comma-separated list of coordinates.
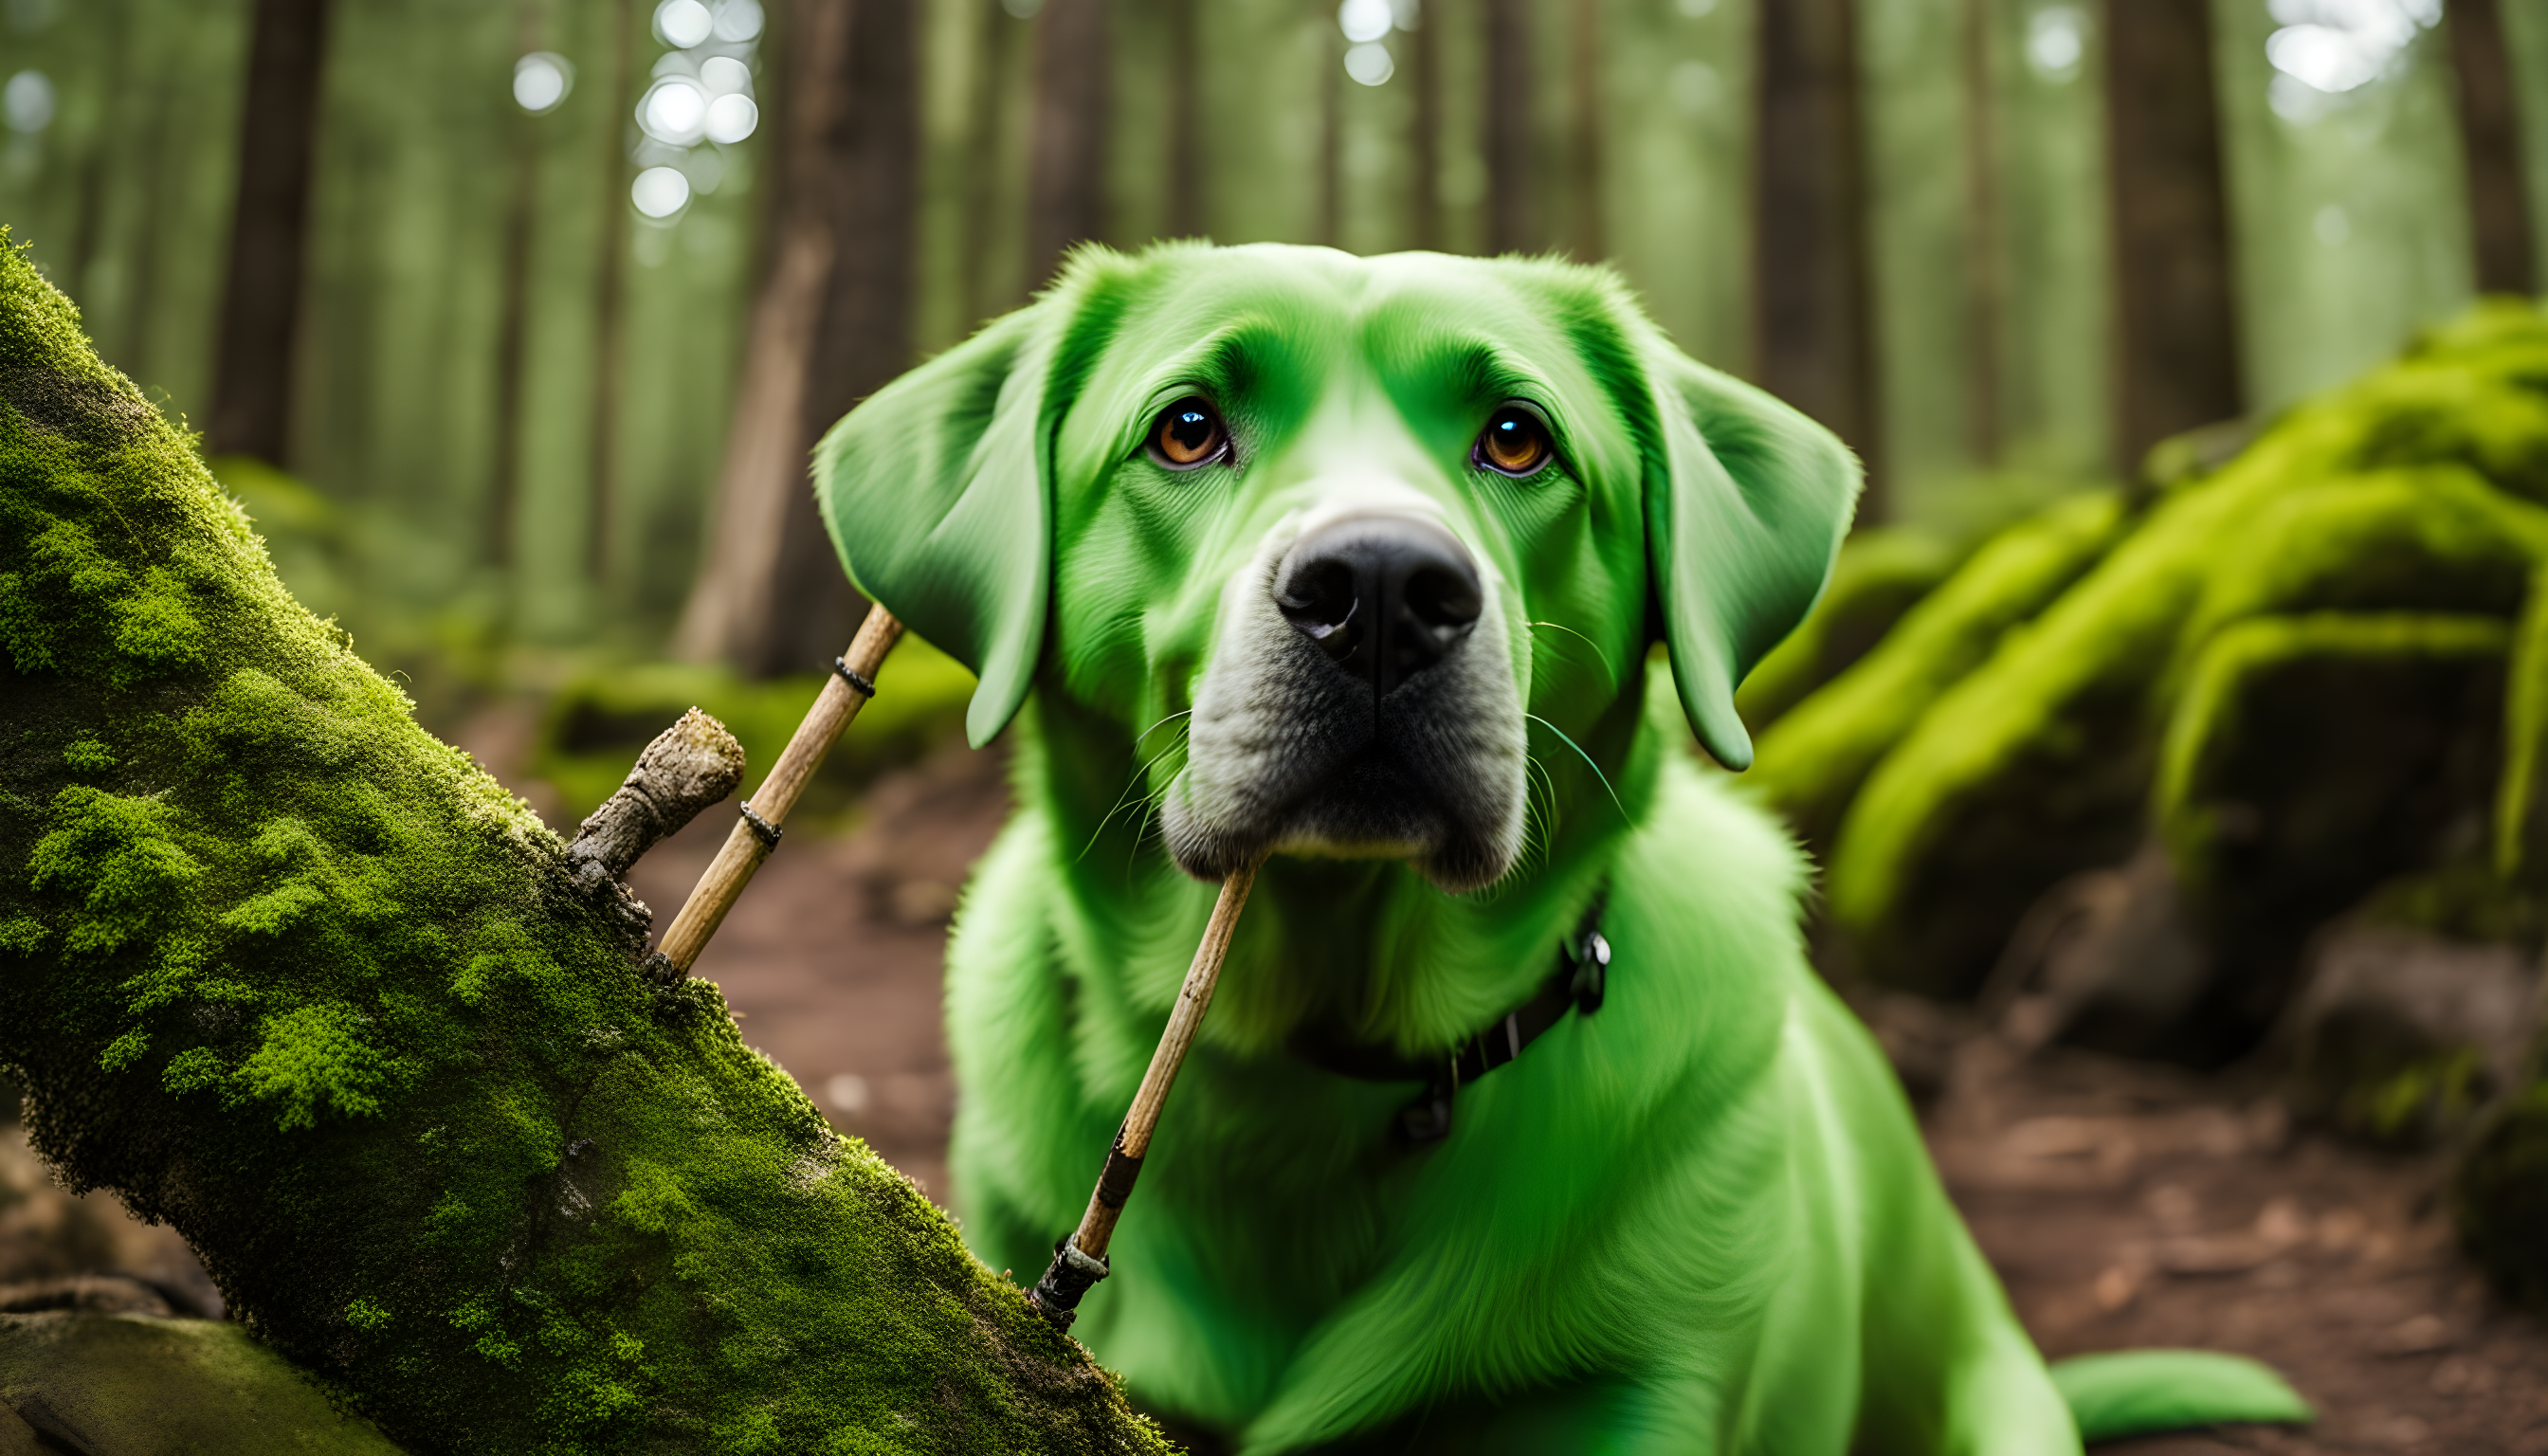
[1159, 511, 1528, 893]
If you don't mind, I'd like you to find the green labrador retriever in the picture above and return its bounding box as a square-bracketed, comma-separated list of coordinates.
[814, 243, 2305, 1453]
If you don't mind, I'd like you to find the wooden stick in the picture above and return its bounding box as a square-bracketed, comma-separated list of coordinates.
[1029, 858, 1262, 1328]
[651, 603, 905, 978]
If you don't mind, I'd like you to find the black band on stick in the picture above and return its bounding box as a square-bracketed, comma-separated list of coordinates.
[1095, 1145, 1144, 1210]
[831, 657, 877, 698]
[1028, 1239, 1110, 1329]
[738, 801, 783, 848]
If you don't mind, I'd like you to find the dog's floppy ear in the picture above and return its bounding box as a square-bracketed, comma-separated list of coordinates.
[1642, 343, 1861, 771]
[811, 302, 1059, 749]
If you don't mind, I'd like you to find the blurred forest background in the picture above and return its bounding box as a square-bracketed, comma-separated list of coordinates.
[0, 0, 2539, 758]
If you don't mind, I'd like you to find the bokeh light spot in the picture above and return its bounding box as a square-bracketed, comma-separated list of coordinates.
[710, 0, 765, 42]
[640, 77, 710, 145]
[1338, 0, 1392, 44]
[654, 0, 714, 49]
[2026, 7, 2084, 82]
[1343, 41, 1393, 86]
[512, 52, 573, 114]
[700, 55, 752, 96]
[3, 70, 54, 134]
[632, 165, 692, 218]
[2263, 0, 2438, 97]
[703, 93, 758, 145]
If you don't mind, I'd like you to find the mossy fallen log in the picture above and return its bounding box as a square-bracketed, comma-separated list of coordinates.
[1760, 301, 2548, 1006]
[1750, 491, 2127, 851]
[1729, 525, 1967, 736]
[0, 237, 1165, 1452]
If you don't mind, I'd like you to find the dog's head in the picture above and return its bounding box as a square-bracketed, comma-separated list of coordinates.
[816, 244, 1856, 892]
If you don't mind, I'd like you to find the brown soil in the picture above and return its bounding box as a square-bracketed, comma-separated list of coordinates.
[7, 737, 2544, 1450]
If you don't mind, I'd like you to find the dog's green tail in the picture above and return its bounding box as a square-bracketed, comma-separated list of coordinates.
[2050, 1350, 2313, 1444]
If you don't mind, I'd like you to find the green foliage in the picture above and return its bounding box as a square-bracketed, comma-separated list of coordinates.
[0, 234, 1163, 1452]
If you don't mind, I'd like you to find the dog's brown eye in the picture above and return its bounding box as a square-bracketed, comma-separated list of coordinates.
[1150, 397, 1228, 469]
[1475, 406, 1553, 477]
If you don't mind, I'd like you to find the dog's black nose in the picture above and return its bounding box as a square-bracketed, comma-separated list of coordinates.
[1275, 515, 1483, 699]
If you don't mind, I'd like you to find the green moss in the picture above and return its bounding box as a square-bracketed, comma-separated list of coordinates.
[1751, 491, 2126, 851]
[1810, 305, 2548, 996]
[0, 232, 1163, 1451]
[2154, 612, 2513, 895]
[2496, 563, 2548, 883]
[1735, 525, 1965, 734]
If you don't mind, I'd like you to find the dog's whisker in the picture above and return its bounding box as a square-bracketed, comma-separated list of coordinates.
[1523, 619, 1618, 693]
[1510, 752, 1559, 880]
[1123, 737, 1191, 875]
[1524, 714, 1629, 825]
[1077, 727, 1196, 864]
[1131, 708, 1194, 752]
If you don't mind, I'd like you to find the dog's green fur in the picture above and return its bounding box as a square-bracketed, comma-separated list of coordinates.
[815, 244, 2308, 1452]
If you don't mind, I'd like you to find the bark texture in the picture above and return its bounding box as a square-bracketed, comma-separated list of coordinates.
[1481, 0, 1535, 253]
[1028, 0, 1113, 283]
[2102, 0, 2242, 479]
[2447, 0, 2537, 298]
[674, 0, 919, 678]
[1753, 0, 1881, 513]
[0, 236, 1164, 1456]
[207, 0, 331, 465]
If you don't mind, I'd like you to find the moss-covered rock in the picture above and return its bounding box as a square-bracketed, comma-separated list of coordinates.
[1732, 525, 1967, 736]
[1780, 302, 2548, 1004]
[2138, 612, 2513, 1059]
[2457, 1075, 2548, 1310]
[0, 235, 1165, 1452]
[1751, 491, 2127, 851]
[0, 1310, 405, 1453]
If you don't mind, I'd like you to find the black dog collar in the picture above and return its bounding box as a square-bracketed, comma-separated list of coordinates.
[1295, 889, 1610, 1143]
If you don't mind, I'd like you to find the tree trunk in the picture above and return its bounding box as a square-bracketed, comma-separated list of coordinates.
[208, 0, 331, 465]
[2446, 0, 2536, 297]
[767, 0, 923, 677]
[1565, 0, 1603, 262]
[0, 242, 1164, 1455]
[1319, 27, 1343, 247]
[486, 7, 545, 574]
[2102, 0, 2242, 479]
[1407, 0, 1442, 251]
[1752, 0, 1881, 516]
[1482, 0, 1534, 253]
[587, 0, 635, 587]
[673, 0, 922, 678]
[1959, 0, 2002, 468]
[1166, 0, 1205, 241]
[1027, 0, 1112, 284]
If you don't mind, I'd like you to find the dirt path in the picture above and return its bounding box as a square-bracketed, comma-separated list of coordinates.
[8, 738, 2545, 1449]
[1926, 1031, 2548, 1454]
